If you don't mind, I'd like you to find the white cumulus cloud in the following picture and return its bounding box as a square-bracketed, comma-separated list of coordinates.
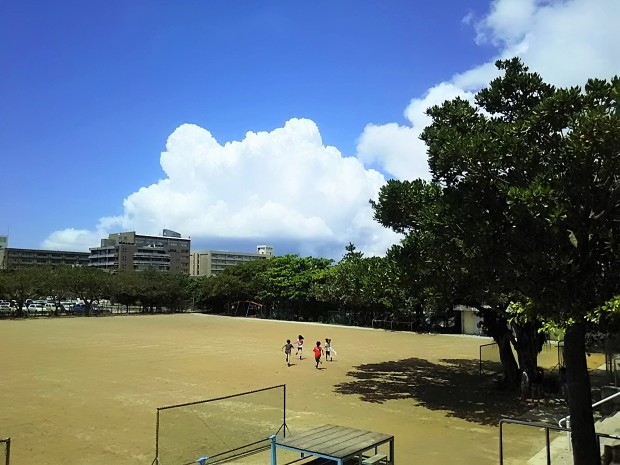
[357, 0, 620, 180]
[42, 229, 104, 252]
[44, 118, 401, 258]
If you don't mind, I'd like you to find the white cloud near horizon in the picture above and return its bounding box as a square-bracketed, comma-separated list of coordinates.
[44, 0, 619, 258]
[356, 0, 620, 180]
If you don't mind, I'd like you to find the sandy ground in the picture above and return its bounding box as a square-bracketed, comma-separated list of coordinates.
[0, 314, 601, 465]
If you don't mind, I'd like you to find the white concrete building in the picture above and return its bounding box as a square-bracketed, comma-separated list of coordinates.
[190, 245, 274, 277]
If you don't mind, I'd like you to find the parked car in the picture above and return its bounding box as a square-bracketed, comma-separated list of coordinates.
[59, 301, 74, 313]
[0, 301, 11, 316]
[27, 303, 46, 315]
[71, 303, 86, 313]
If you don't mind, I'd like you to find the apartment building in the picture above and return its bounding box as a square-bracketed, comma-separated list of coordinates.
[190, 245, 274, 277]
[0, 247, 89, 270]
[89, 230, 191, 273]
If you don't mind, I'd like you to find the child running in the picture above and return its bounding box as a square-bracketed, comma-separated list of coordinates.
[313, 341, 323, 369]
[282, 339, 295, 367]
[296, 335, 304, 359]
[324, 338, 333, 361]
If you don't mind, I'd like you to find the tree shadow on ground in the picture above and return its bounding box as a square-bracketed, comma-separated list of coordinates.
[334, 358, 532, 426]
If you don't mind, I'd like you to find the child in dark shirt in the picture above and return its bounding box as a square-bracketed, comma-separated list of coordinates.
[282, 339, 295, 367]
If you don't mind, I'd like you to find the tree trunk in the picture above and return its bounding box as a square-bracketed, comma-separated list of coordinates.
[480, 307, 520, 387]
[452, 307, 462, 333]
[415, 304, 424, 330]
[565, 322, 600, 465]
[497, 331, 520, 387]
[513, 322, 543, 380]
[15, 300, 24, 318]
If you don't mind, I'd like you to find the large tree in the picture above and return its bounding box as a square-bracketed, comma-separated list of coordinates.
[372, 179, 527, 385]
[0, 267, 43, 317]
[255, 255, 332, 320]
[64, 266, 110, 315]
[417, 59, 619, 464]
[191, 259, 271, 313]
[313, 244, 406, 325]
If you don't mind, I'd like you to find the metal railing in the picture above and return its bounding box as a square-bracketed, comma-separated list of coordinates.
[559, 390, 620, 428]
[499, 419, 620, 465]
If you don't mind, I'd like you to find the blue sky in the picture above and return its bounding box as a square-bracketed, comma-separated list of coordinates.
[1, 0, 618, 259]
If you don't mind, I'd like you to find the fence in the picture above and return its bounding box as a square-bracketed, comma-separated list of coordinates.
[499, 418, 620, 464]
[605, 352, 620, 387]
[479, 341, 569, 378]
[153, 385, 288, 465]
[556, 341, 564, 372]
[105, 304, 194, 315]
[372, 319, 415, 332]
[0, 438, 10, 465]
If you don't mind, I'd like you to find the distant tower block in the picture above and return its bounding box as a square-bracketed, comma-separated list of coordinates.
[257, 245, 274, 256]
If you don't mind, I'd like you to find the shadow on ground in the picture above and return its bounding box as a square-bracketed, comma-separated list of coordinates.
[334, 358, 534, 426]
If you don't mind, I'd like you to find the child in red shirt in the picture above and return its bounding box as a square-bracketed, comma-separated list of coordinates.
[313, 341, 323, 369]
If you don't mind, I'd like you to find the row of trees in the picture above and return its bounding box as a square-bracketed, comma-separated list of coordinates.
[192, 245, 439, 326]
[370, 58, 619, 464]
[0, 247, 449, 327]
[0, 266, 191, 316]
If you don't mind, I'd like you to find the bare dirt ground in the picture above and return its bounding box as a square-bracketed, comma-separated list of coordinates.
[0, 314, 603, 465]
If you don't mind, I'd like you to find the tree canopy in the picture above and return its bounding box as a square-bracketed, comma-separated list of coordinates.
[373, 58, 619, 465]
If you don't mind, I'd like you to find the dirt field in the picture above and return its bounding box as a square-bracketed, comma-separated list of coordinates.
[0, 314, 593, 465]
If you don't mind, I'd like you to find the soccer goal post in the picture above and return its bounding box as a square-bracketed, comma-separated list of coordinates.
[153, 384, 288, 465]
